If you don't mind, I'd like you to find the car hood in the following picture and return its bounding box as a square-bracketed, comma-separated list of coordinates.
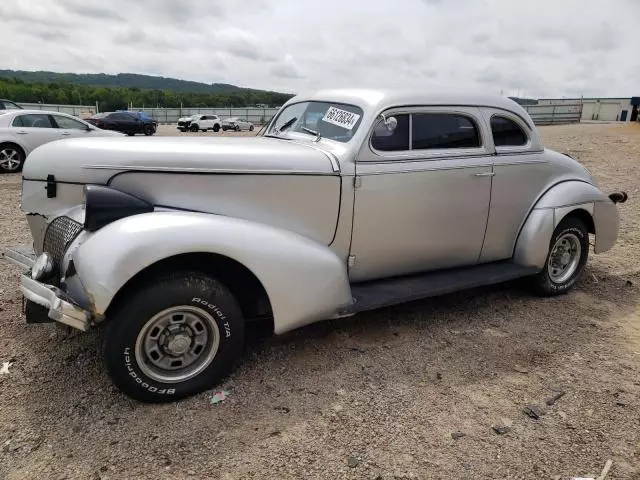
[22, 135, 338, 183]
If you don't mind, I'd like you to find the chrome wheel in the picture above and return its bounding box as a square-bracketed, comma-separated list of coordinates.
[547, 232, 582, 283]
[0, 147, 22, 172]
[134, 306, 220, 383]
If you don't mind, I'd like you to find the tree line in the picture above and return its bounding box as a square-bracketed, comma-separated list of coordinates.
[0, 77, 294, 112]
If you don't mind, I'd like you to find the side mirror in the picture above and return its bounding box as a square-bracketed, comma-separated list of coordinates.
[380, 113, 398, 132]
[385, 116, 398, 131]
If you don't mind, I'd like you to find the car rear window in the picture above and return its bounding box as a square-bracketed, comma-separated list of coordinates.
[491, 116, 528, 146]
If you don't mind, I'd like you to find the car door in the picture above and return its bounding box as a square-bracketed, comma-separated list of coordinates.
[126, 113, 143, 133]
[478, 109, 548, 263]
[9, 113, 60, 155]
[349, 106, 494, 282]
[51, 113, 92, 139]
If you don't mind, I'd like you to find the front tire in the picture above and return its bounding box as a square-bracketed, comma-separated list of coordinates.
[143, 124, 154, 136]
[213, 124, 220, 133]
[102, 272, 244, 403]
[234, 125, 240, 132]
[190, 125, 199, 132]
[528, 216, 589, 296]
[0, 143, 25, 173]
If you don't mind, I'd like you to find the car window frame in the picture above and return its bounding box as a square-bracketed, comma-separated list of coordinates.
[2, 100, 22, 110]
[51, 113, 90, 130]
[489, 112, 532, 154]
[11, 115, 25, 127]
[10, 113, 56, 129]
[365, 106, 490, 162]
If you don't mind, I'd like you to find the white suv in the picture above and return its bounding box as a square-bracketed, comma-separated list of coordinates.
[187, 114, 221, 133]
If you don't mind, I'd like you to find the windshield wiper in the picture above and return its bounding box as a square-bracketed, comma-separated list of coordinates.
[301, 127, 322, 141]
[277, 116, 297, 134]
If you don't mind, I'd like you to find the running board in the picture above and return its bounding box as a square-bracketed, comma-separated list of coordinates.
[349, 262, 540, 313]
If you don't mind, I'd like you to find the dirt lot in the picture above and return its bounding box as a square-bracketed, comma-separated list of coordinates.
[0, 123, 639, 480]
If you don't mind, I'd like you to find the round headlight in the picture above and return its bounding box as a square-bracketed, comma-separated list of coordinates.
[31, 253, 54, 281]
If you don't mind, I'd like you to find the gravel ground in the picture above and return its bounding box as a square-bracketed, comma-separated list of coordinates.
[0, 123, 639, 480]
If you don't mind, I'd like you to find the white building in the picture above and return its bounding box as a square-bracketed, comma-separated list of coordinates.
[537, 97, 639, 122]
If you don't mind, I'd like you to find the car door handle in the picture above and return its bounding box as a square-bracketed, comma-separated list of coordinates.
[16, 130, 28, 134]
[60, 132, 71, 136]
[472, 172, 495, 177]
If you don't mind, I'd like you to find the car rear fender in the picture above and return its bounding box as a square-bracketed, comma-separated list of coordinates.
[71, 211, 352, 334]
[513, 180, 618, 268]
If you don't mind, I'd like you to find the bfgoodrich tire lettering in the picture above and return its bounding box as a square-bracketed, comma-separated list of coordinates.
[102, 272, 244, 403]
[529, 216, 589, 296]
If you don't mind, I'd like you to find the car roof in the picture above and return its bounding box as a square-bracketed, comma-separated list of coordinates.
[0, 109, 89, 126]
[0, 109, 78, 116]
[287, 88, 529, 117]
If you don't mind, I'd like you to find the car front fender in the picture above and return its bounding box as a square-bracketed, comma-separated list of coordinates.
[71, 211, 352, 334]
[514, 181, 619, 268]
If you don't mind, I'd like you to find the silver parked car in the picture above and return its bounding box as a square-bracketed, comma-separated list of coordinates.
[0, 109, 124, 172]
[4, 89, 627, 402]
[221, 117, 254, 132]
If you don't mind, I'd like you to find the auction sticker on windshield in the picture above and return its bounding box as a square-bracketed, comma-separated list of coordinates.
[322, 106, 361, 130]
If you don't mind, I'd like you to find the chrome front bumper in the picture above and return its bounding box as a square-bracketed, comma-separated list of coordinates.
[4, 245, 91, 332]
[20, 276, 91, 331]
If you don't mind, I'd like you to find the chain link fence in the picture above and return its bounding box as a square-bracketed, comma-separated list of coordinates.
[522, 103, 583, 125]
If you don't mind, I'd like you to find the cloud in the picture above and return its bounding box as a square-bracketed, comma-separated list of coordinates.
[271, 55, 304, 79]
[0, 0, 637, 97]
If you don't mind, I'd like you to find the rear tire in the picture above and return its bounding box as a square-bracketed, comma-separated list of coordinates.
[528, 216, 589, 296]
[0, 143, 25, 173]
[249, 125, 254, 131]
[102, 272, 244, 403]
[190, 125, 199, 132]
[213, 124, 220, 133]
[234, 125, 240, 132]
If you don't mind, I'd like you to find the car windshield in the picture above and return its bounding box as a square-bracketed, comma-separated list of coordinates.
[267, 101, 363, 143]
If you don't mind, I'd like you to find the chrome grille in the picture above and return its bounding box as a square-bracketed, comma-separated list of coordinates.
[42, 216, 83, 270]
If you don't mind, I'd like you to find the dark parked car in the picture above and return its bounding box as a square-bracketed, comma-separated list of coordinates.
[118, 111, 158, 133]
[0, 99, 23, 110]
[86, 112, 155, 136]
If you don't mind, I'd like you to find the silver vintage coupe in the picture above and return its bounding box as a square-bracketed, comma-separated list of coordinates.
[4, 89, 627, 402]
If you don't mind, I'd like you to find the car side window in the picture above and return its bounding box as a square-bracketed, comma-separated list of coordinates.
[2, 100, 21, 110]
[53, 115, 88, 130]
[13, 114, 55, 128]
[491, 116, 527, 146]
[371, 114, 410, 151]
[11, 116, 24, 127]
[412, 113, 480, 150]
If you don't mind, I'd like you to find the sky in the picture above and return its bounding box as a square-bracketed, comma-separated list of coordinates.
[1, 0, 638, 98]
